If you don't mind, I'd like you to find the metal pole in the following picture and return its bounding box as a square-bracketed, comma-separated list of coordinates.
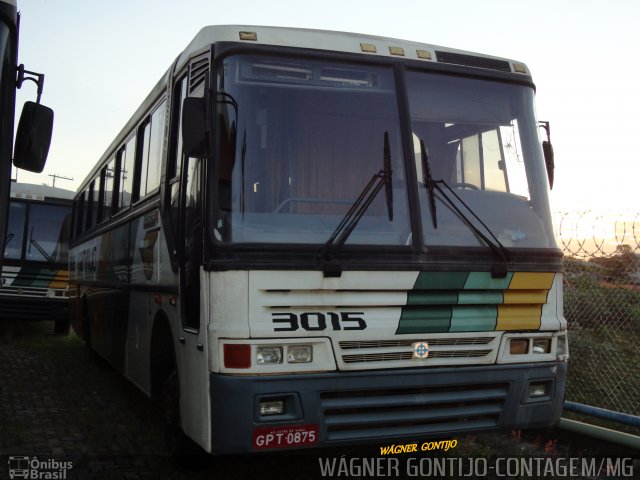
[564, 401, 640, 428]
[559, 418, 640, 451]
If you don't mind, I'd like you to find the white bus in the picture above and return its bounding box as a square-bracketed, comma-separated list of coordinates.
[2, 181, 73, 333]
[69, 26, 567, 456]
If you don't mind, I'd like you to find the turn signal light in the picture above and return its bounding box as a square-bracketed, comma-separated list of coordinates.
[509, 339, 529, 355]
[224, 344, 251, 368]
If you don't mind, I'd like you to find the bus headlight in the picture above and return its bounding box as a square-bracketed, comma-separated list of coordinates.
[219, 339, 336, 373]
[256, 346, 283, 365]
[498, 332, 567, 364]
[287, 345, 313, 363]
[532, 338, 551, 354]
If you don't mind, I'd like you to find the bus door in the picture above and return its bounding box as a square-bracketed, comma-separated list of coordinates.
[177, 155, 210, 448]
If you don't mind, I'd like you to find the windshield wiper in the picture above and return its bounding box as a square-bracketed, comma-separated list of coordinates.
[431, 180, 512, 265]
[320, 131, 393, 272]
[28, 226, 57, 267]
[30, 238, 57, 267]
[419, 139, 437, 229]
[4, 232, 15, 248]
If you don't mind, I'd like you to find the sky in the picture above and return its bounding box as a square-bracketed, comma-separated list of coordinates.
[12, 0, 640, 216]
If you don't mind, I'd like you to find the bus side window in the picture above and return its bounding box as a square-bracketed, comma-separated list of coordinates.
[84, 181, 96, 231]
[102, 157, 116, 220]
[96, 167, 106, 224]
[166, 75, 187, 258]
[74, 192, 85, 237]
[134, 99, 167, 202]
[168, 76, 187, 181]
[134, 120, 151, 203]
[146, 100, 166, 194]
[182, 157, 202, 330]
[118, 135, 136, 211]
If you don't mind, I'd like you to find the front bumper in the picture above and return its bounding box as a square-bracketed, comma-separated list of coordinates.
[0, 296, 68, 322]
[210, 361, 566, 455]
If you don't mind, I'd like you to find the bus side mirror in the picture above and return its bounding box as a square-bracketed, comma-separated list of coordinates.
[542, 140, 554, 190]
[13, 101, 54, 173]
[182, 97, 208, 158]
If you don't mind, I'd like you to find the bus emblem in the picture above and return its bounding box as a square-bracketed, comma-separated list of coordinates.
[412, 341, 429, 359]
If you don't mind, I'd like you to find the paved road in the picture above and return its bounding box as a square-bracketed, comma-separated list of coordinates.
[1, 320, 637, 479]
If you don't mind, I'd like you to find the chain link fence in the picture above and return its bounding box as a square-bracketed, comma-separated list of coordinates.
[556, 211, 640, 416]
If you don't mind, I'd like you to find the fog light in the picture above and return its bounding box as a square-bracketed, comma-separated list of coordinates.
[287, 345, 313, 363]
[532, 338, 551, 354]
[529, 382, 549, 398]
[259, 400, 284, 416]
[510, 339, 529, 355]
[256, 346, 283, 365]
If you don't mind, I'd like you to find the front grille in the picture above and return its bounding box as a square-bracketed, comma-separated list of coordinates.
[0, 286, 48, 298]
[340, 337, 494, 349]
[337, 336, 499, 368]
[342, 350, 493, 364]
[321, 383, 508, 441]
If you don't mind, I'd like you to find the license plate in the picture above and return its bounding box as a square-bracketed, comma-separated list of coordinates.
[252, 424, 319, 450]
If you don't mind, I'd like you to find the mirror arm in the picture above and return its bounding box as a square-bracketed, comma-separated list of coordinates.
[16, 64, 45, 103]
[539, 120, 551, 142]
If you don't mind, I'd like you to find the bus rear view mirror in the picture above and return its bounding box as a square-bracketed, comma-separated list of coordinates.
[182, 97, 208, 157]
[542, 140, 554, 190]
[13, 101, 54, 173]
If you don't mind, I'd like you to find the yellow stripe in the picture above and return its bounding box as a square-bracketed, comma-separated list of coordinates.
[509, 272, 554, 290]
[502, 290, 548, 304]
[49, 270, 69, 289]
[496, 305, 542, 330]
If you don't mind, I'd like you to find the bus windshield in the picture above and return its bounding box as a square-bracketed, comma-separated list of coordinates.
[406, 71, 555, 249]
[4, 201, 71, 264]
[213, 55, 411, 246]
[212, 54, 555, 250]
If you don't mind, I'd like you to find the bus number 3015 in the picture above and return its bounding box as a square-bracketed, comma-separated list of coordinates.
[272, 312, 367, 331]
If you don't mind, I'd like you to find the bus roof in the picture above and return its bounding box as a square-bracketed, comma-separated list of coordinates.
[176, 25, 530, 76]
[10, 181, 75, 201]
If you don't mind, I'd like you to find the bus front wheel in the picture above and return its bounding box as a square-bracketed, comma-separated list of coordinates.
[161, 369, 209, 468]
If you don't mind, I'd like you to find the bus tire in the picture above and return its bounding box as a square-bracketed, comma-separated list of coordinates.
[54, 317, 70, 335]
[161, 369, 209, 469]
[81, 300, 95, 358]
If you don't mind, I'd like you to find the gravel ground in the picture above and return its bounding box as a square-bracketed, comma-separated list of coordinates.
[1, 320, 638, 480]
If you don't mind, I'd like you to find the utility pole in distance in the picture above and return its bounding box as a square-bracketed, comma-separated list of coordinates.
[48, 173, 73, 188]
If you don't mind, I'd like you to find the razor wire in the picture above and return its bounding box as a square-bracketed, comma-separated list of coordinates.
[555, 210, 640, 259]
[556, 210, 640, 417]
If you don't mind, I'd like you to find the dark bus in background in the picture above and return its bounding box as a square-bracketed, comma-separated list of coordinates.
[2, 181, 73, 333]
[0, 0, 54, 263]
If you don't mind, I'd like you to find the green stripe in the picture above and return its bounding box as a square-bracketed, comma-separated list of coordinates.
[407, 291, 458, 305]
[450, 306, 497, 332]
[11, 267, 40, 287]
[31, 269, 57, 287]
[457, 291, 503, 305]
[463, 272, 513, 290]
[11, 267, 57, 287]
[413, 272, 469, 290]
[396, 307, 451, 334]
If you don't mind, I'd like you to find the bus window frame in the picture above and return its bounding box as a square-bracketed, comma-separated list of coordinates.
[96, 167, 107, 224]
[84, 181, 95, 232]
